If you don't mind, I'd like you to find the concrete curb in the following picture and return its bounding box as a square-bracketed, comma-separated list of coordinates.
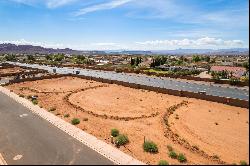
[0, 153, 7, 165]
[0, 86, 145, 165]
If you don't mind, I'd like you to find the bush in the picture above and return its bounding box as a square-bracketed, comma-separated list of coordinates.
[32, 99, 38, 105]
[64, 114, 70, 118]
[158, 160, 169, 165]
[19, 94, 25, 98]
[71, 118, 80, 125]
[111, 128, 119, 137]
[229, 78, 240, 86]
[177, 153, 187, 163]
[143, 141, 158, 153]
[115, 134, 129, 146]
[240, 161, 248, 165]
[168, 151, 177, 159]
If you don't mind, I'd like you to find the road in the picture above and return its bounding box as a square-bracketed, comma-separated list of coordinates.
[8, 62, 249, 101]
[0, 92, 114, 165]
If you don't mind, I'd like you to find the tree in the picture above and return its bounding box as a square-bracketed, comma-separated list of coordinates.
[243, 61, 249, 71]
[27, 55, 35, 61]
[204, 56, 210, 63]
[192, 55, 201, 62]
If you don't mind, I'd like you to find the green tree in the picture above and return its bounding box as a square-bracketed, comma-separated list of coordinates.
[192, 55, 201, 62]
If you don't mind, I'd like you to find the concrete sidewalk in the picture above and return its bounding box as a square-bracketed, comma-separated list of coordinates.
[0, 154, 7, 165]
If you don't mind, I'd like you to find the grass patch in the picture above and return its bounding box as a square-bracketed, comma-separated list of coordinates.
[32, 99, 38, 105]
[168, 151, 178, 159]
[240, 161, 248, 165]
[177, 153, 187, 163]
[158, 160, 169, 165]
[143, 141, 158, 153]
[111, 128, 119, 137]
[64, 114, 70, 118]
[115, 134, 129, 146]
[71, 118, 80, 125]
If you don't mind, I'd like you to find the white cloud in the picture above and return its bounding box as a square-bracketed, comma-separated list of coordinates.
[135, 37, 245, 49]
[9, 0, 78, 8]
[74, 0, 133, 16]
[0, 37, 246, 51]
[46, 0, 77, 8]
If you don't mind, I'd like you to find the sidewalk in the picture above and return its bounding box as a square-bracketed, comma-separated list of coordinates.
[0, 154, 7, 165]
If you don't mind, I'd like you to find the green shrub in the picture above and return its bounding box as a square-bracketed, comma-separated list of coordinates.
[71, 118, 80, 125]
[115, 134, 129, 146]
[64, 114, 70, 118]
[240, 161, 248, 165]
[143, 141, 158, 153]
[168, 151, 177, 159]
[158, 160, 169, 165]
[177, 153, 187, 163]
[32, 99, 38, 105]
[111, 128, 119, 137]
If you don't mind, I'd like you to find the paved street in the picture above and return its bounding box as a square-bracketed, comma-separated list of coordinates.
[8, 62, 249, 101]
[0, 92, 114, 165]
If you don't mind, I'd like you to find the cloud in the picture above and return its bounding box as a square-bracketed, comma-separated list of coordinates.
[74, 0, 133, 16]
[135, 37, 245, 49]
[9, 0, 78, 8]
[46, 0, 78, 8]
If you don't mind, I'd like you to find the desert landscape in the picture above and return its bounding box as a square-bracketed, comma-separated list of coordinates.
[0, 66, 26, 75]
[6, 76, 249, 165]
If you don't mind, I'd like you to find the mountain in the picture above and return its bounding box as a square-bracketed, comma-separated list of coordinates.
[0, 43, 248, 56]
[0, 43, 106, 55]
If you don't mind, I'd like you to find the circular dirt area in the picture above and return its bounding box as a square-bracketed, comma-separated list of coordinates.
[169, 101, 249, 164]
[68, 85, 172, 118]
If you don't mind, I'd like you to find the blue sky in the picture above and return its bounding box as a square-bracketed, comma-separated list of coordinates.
[0, 0, 249, 50]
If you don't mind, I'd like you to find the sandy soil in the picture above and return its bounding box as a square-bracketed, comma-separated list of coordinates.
[169, 101, 249, 164]
[0, 67, 26, 75]
[6, 76, 249, 165]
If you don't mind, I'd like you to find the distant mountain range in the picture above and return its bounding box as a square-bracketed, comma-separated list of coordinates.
[0, 43, 248, 55]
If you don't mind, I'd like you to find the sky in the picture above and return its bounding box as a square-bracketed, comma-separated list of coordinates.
[0, 0, 249, 50]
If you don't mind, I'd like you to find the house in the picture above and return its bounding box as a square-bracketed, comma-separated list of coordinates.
[210, 66, 247, 78]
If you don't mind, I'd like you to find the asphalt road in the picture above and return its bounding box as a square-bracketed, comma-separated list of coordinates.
[8, 62, 249, 101]
[0, 92, 114, 165]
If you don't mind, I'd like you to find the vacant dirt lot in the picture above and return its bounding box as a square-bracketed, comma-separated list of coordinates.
[0, 67, 26, 75]
[6, 76, 249, 165]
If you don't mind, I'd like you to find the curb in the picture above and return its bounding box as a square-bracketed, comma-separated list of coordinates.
[0, 86, 145, 165]
[0, 153, 7, 165]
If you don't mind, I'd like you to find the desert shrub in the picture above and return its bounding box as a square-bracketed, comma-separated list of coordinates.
[177, 153, 187, 163]
[19, 94, 25, 98]
[27, 95, 32, 99]
[167, 145, 173, 152]
[64, 114, 70, 118]
[240, 161, 248, 165]
[143, 141, 158, 153]
[111, 128, 119, 137]
[169, 151, 177, 159]
[32, 99, 38, 105]
[229, 78, 240, 86]
[115, 134, 129, 146]
[158, 160, 169, 165]
[71, 118, 80, 125]
[56, 113, 61, 116]
[49, 107, 56, 112]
